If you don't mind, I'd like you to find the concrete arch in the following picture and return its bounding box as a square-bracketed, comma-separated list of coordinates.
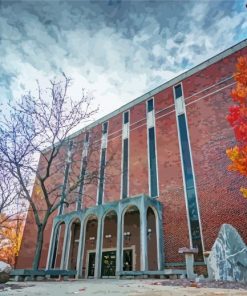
[82, 214, 99, 278]
[102, 208, 118, 222]
[122, 204, 141, 271]
[50, 220, 66, 269]
[68, 216, 82, 229]
[54, 220, 66, 233]
[146, 205, 163, 271]
[146, 206, 158, 270]
[121, 204, 141, 220]
[84, 213, 99, 226]
[66, 218, 82, 270]
[146, 205, 158, 219]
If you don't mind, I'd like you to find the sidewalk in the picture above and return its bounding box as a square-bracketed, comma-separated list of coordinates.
[1, 279, 247, 296]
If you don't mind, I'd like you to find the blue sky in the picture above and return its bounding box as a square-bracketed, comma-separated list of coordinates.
[0, 0, 246, 120]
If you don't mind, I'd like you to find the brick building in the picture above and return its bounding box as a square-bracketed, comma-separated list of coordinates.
[17, 39, 247, 278]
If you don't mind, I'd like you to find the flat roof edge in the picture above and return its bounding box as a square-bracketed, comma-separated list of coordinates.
[43, 38, 247, 151]
[71, 38, 247, 138]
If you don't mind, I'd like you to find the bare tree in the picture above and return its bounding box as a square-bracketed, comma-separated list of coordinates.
[0, 74, 100, 270]
[0, 164, 24, 226]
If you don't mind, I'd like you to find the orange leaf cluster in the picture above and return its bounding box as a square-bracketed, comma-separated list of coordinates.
[226, 56, 247, 198]
[226, 146, 247, 176]
[0, 214, 24, 267]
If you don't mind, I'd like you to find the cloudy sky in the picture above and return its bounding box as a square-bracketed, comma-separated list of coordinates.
[0, 0, 246, 121]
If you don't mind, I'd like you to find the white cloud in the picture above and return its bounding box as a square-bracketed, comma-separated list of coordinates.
[0, 0, 246, 123]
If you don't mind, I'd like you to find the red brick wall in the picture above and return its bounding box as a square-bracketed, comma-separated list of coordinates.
[82, 125, 101, 208]
[155, 87, 190, 263]
[104, 114, 122, 202]
[183, 46, 247, 252]
[18, 45, 247, 270]
[129, 102, 149, 196]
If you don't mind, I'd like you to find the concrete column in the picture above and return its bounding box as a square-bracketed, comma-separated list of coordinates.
[60, 223, 70, 270]
[185, 254, 196, 279]
[140, 201, 148, 271]
[156, 209, 164, 270]
[65, 227, 73, 270]
[94, 216, 103, 278]
[179, 248, 198, 279]
[203, 251, 213, 280]
[46, 223, 56, 269]
[76, 220, 85, 278]
[116, 207, 123, 278]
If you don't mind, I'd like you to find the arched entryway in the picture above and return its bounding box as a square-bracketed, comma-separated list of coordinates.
[51, 222, 66, 269]
[147, 207, 158, 270]
[83, 215, 98, 278]
[122, 206, 140, 271]
[101, 210, 117, 277]
[67, 218, 81, 270]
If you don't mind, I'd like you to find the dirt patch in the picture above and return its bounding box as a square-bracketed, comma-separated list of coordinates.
[0, 283, 35, 292]
[148, 279, 247, 290]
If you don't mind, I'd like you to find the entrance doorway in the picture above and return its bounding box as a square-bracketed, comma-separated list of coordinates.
[87, 249, 134, 278]
[88, 253, 95, 277]
[123, 249, 133, 271]
[101, 251, 116, 277]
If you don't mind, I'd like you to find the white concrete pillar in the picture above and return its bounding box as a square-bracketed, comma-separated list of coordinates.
[140, 202, 148, 271]
[65, 226, 72, 270]
[60, 223, 69, 270]
[185, 254, 196, 279]
[116, 208, 123, 277]
[76, 221, 85, 278]
[46, 223, 56, 269]
[156, 211, 164, 270]
[94, 217, 103, 278]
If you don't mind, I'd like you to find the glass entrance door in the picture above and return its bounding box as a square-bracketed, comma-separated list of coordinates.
[88, 252, 95, 277]
[89, 249, 134, 278]
[101, 251, 116, 277]
[123, 249, 133, 271]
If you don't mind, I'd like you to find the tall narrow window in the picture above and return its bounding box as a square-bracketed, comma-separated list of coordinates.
[124, 111, 129, 124]
[85, 131, 89, 142]
[77, 132, 89, 210]
[147, 98, 158, 198]
[147, 99, 154, 112]
[102, 122, 108, 134]
[174, 83, 203, 258]
[121, 111, 129, 199]
[59, 140, 73, 215]
[175, 84, 182, 99]
[98, 148, 106, 205]
[97, 122, 108, 204]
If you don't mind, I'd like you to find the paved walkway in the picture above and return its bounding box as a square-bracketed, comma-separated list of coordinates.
[1, 279, 247, 296]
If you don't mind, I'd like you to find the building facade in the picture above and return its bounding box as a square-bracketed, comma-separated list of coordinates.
[17, 40, 247, 278]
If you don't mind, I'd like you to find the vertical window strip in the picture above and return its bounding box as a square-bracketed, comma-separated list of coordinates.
[97, 121, 108, 205]
[98, 147, 106, 205]
[122, 138, 129, 198]
[77, 156, 87, 210]
[147, 98, 154, 112]
[102, 122, 108, 134]
[148, 127, 158, 197]
[147, 98, 158, 198]
[174, 83, 203, 258]
[59, 140, 73, 215]
[175, 84, 182, 99]
[77, 133, 90, 210]
[124, 111, 129, 124]
[121, 111, 130, 199]
[178, 114, 202, 255]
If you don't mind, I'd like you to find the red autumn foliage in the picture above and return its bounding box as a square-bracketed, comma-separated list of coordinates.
[226, 56, 247, 198]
